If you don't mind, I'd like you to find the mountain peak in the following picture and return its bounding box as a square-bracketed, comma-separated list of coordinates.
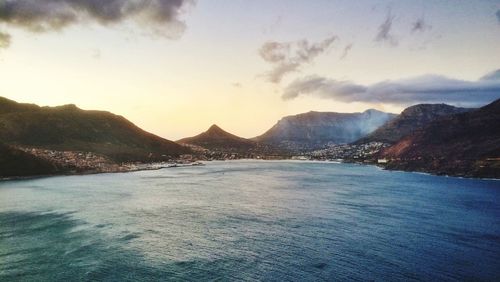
[363, 109, 386, 115]
[205, 124, 230, 136]
[207, 124, 223, 132]
[401, 103, 470, 117]
[0, 96, 40, 114]
[178, 124, 256, 151]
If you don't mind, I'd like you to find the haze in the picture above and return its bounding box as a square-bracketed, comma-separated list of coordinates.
[1, 0, 499, 140]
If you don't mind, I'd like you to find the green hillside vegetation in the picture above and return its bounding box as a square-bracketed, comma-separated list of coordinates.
[0, 97, 190, 162]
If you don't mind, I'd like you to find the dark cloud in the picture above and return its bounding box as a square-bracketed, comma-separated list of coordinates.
[283, 70, 500, 107]
[0, 31, 10, 48]
[339, 43, 353, 60]
[374, 9, 397, 46]
[496, 9, 500, 24]
[0, 0, 194, 48]
[259, 36, 338, 83]
[411, 18, 431, 33]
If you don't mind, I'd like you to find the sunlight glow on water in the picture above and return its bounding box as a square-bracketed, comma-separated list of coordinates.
[1, 161, 499, 281]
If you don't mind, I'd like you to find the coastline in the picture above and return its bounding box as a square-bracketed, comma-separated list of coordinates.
[0, 161, 205, 182]
[3, 158, 498, 182]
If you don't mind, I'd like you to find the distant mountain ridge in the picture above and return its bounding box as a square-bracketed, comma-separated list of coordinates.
[178, 124, 257, 152]
[380, 99, 500, 178]
[0, 97, 189, 162]
[356, 104, 472, 144]
[254, 109, 396, 150]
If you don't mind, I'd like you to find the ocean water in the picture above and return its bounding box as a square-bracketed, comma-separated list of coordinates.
[0, 160, 499, 281]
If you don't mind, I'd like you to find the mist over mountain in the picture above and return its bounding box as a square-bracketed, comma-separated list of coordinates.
[380, 99, 500, 178]
[356, 104, 472, 144]
[254, 109, 396, 150]
[0, 97, 190, 162]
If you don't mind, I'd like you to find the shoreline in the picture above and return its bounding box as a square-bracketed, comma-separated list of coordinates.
[1, 159, 498, 182]
[229, 158, 500, 181]
[0, 161, 205, 182]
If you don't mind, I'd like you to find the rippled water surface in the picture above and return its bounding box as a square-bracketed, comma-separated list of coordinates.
[1, 160, 499, 281]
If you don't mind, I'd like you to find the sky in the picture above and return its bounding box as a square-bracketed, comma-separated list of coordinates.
[0, 0, 500, 140]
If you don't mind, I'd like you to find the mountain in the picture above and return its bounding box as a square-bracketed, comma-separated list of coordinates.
[0, 143, 62, 178]
[254, 109, 396, 150]
[0, 97, 190, 162]
[380, 99, 500, 178]
[356, 104, 472, 144]
[178, 124, 257, 152]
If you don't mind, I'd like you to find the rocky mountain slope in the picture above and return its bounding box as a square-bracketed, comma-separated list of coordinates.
[356, 104, 471, 144]
[380, 99, 500, 178]
[254, 109, 396, 150]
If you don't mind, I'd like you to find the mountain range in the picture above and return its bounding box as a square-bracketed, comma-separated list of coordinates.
[253, 109, 396, 150]
[356, 104, 472, 144]
[1, 95, 498, 178]
[380, 99, 500, 178]
[0, 97, 190, 163]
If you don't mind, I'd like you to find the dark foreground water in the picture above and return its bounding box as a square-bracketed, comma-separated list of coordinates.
[0, 161, 499, 281]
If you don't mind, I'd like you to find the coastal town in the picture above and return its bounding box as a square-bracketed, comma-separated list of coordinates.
[298, 142, 390, 163]
[14, 146, 204, 176]
[9, 142, 393, 177]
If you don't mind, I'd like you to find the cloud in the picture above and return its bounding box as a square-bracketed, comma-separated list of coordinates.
[283, 76, 367, 100]
[411, 18, 431, 33]
[0, 0, 194, 47]
[282, 69, 500, 106]
[339, 43, 353, 60]
[496, 9, 500, 24]
[259, 35, 338, 83]
[231, 82, 242, 88]
[374, 9, 397, 46]
[0, 31, 10, 48]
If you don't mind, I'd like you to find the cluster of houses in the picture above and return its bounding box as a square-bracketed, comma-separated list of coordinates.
[17, 147, 129, 173]
[13, 142, 395, 174]
[303, 142, 391, 162]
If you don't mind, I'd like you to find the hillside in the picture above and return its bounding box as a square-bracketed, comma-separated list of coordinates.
[0, 97, 190, 162]
[380, 99, 500, 178]
[178, 124, 258, 152]
[254, 109, 396, 150]
[356, 104, 472, 144]
[0, 143, 62, 178]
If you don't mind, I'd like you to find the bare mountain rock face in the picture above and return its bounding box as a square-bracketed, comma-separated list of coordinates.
[380, 99, 500, 178]
[254, 109, 396, 151]
[356, 104, 472, 144]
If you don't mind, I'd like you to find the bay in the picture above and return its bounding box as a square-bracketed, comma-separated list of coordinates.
[1, 160, 499, 281]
